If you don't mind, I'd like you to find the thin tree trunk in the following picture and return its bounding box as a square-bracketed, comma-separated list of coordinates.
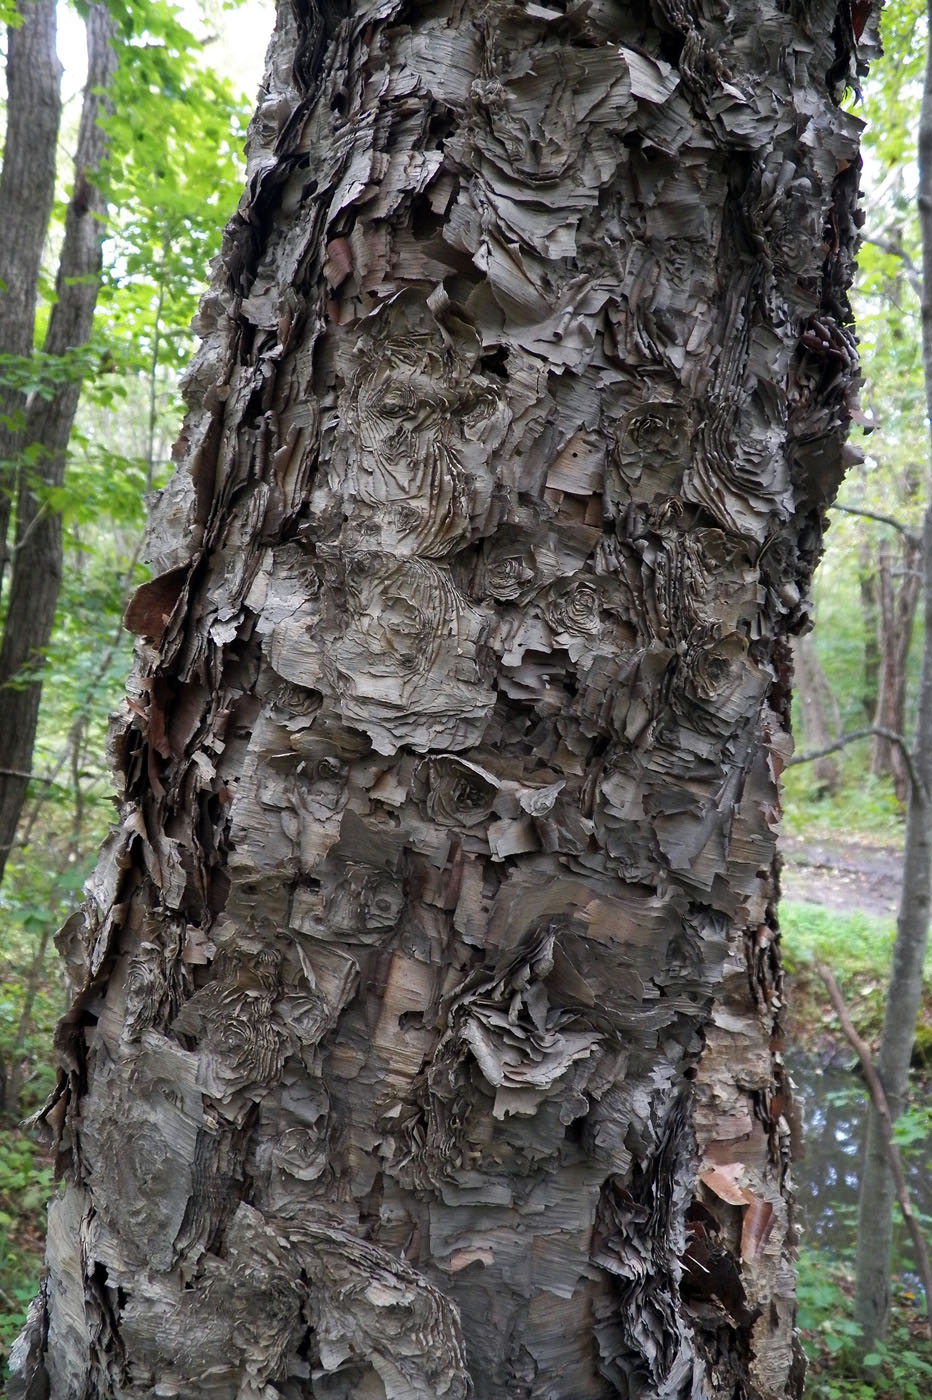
[854, 6, 932, 1339]
[821, 967, 932, 1335]
[9, 1, 871, 1396]
[0, 0, 62, 603]
[791, 633, 841, 795]
[854, 508, 932, 1344]
[859, 534, 881, 723]
[0, 3, 117, 888]
[870, 534, 921, 800]
[0, 921, 54, 1118]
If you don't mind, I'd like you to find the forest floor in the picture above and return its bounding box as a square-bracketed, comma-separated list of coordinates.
[777, 830, 932, 1059]
[780, 835, 903, 919]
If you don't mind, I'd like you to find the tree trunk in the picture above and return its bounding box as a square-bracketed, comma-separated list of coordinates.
[0, 3, 117, 888]
[0, 0, 62, 603]
[9, 1, 870, 1396]
[858, 533, 881, 723]
[870, 534, 922, 800]
[854, 1, 932, 1346]
[854, 512, 932, 1346]
[790, 633, 841, 796]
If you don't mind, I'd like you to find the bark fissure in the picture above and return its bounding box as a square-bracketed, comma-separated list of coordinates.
[11, 1, 871, 1396]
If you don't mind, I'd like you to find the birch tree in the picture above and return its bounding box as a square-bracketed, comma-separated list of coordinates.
[10, 0, 871, 1396]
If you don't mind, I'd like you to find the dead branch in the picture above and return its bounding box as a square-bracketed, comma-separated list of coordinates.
[788, 726, 924, 799]
[861, 234, 922, 297]
[832, 502, 920, 543]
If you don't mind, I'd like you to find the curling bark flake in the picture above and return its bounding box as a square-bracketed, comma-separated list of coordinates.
[11, 1, 871, 1396]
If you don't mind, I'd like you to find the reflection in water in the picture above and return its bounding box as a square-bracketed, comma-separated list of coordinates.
[789, 1052, 932, 1266]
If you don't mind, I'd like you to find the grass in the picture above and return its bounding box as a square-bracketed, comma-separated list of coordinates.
[781, 762, 905, 846]
[780, 900, 932, 1047]
[780, 902, 901, 977]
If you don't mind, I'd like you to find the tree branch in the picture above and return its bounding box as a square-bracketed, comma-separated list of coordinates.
[788, 726, 925, 798]
[817, 965, 932, 1336]
[861, 233, 923, 296]
[831, 502, 920, 542]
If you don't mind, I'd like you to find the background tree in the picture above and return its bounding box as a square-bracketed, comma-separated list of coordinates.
[852, 0, 932, 1346]
[0, 0, 117, 891]
[0, 0, 251, 891]
[810, 0, 928, 798]
[776, 0, 932, 1359]
[0, 0, 252, 1117]
[9, 0, 871, 1397]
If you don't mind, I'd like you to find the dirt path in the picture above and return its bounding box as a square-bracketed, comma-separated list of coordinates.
[779, 835, 902, 919]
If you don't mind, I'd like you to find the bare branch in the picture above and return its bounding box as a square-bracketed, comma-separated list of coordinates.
[831, 502, 920, 542]
[861, 234, 922, 296]
[817, 966, 932, 1337]
[787, 725, 924, 798]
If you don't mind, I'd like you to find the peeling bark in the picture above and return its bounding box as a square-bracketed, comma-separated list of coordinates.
[11, 1, 872, 1396]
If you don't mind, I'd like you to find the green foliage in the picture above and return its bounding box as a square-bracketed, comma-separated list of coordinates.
[97, 0, 251, 380]
[0, 345, 105, 400]
[0, 1, 257, 1362]
[911, 1024, 932, 1071]
[779, 900, 932, 1042]
[782, 761, 904, 843]
[779, 902, 904, 980]
[789, 0, 929, 844]
[892, 1101, 932, 1150]
[0, 1130, 54, 1364]
[797, 1249, 932, 1400]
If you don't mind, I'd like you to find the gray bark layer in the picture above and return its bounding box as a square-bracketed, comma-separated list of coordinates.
[0, 2, 117, 887]
[11, 1, 870, 1396]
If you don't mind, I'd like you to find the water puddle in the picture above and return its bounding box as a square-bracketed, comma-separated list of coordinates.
[788, 1052, 932, 1268]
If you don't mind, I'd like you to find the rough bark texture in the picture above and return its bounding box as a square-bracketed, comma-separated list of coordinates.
[0, 0, 62, 602]
[0, 3, 117, 887]
[11, 1, 870, 1396]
